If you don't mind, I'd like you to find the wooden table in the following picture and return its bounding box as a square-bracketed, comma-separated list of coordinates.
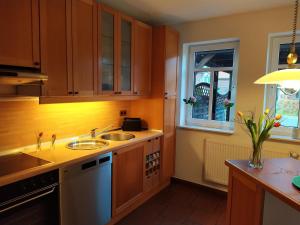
[225, 158, 300, 225]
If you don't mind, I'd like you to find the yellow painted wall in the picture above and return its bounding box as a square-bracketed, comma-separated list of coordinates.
[0, 100, 130, 151]
[174, 6, 300, 189]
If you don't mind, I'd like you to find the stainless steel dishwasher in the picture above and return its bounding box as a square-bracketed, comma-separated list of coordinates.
[60, 152, 112, 225]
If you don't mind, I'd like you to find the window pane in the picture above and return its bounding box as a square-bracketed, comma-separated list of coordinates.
[275, 88, 299, 127]
[213, 71, 232, 121]
[192, 72, 210, 119]
[278, 42, 300, 65]
[195, 49, 234, 68]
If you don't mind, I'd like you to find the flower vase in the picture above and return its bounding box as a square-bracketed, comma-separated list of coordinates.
[249, 145, 263, 169]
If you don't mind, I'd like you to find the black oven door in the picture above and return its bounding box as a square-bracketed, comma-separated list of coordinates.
[0, 184, 60, 225]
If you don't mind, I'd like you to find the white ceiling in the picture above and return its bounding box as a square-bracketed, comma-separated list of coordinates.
[99, 0, 294, 25]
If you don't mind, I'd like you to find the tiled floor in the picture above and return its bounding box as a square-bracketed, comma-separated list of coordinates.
[116, 180, 227, 225]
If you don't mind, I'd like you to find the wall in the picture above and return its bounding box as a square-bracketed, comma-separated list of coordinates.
[0, 100, 130, 152]
[174, 6, 300, 189]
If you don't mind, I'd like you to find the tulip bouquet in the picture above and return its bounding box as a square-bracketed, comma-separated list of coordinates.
[236, 109, 281, 168]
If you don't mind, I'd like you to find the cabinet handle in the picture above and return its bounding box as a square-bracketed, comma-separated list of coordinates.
[68, 91, 73, 95]
[148, 140, 152, 142]
[164, 92, 168, 96]
[134, 91, 138, 95]
[33, 62, 40, 66]
[114, 91, 122, 95]
[74, 91, 79, 95]
[164, 97, 168, 99]
[114, 152, 117, 156]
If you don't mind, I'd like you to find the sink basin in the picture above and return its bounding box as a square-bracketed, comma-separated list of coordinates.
[101, 133, 135, 141]
[66, 140, 108, 150]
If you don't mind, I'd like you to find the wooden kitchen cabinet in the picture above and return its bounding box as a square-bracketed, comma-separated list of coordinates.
[133, 21, 152, 96]
[98, 4, 139, 96]
[161, 97, 176, 181]
[152, 26, 178, 183]
[69, 0, 97, 96]
[41, 0, 97, 97]
[98, 4, 118, 94]
[0, 0, 40, 68]
[165, 27, 179, 96]
[112, 142, 145, 216]
[226, 168, 264, 225]
[40, 0, 69, 96]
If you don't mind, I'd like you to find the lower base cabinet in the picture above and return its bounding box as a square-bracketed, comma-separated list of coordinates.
[112, 142, 145, 216]
[112, 137, 163, 221]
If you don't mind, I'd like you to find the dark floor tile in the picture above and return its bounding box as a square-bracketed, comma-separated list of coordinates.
[116, 180, 227, 225]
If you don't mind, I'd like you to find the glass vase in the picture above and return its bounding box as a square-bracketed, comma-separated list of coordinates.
[249, 145, 263, 169]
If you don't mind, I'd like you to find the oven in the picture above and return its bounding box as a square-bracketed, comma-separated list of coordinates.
[0, 170, 60, 225]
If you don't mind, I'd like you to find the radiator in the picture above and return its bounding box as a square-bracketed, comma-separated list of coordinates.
[203, 139, 290, 186]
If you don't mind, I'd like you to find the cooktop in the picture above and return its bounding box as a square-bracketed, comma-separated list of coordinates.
[0, 153, 50, 177]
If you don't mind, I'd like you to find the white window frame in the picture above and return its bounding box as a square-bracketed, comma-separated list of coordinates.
[265, 33, 300, 138]
[182, 39, 240, 131]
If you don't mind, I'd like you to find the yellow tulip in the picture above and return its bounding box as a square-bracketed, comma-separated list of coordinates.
[275, 114, 282, 120]
[264, 108, 270, 115]
[237, 111, 243, 117]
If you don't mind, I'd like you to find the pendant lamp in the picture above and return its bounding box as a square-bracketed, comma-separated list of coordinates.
[254, 0, 300, 94]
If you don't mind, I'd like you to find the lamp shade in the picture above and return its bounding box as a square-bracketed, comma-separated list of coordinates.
[254, 69, 300, 88]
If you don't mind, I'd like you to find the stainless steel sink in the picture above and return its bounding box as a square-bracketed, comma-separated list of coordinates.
[100, 133, 135, 141]
[66, 140, 108, 150]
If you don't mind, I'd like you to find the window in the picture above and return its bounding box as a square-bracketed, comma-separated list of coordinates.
[181, 40, 239, 131]
[265, 34, 300, 138]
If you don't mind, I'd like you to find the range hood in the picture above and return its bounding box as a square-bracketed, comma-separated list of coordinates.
[0, 69, 48, 85]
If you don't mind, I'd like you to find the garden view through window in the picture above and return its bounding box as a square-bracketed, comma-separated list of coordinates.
[185, 40, 239, 130]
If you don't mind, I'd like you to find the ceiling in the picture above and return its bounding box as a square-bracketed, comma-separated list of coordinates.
[99, 0, 294, 25]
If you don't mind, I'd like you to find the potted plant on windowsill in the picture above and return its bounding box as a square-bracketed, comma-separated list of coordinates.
[236, 109, 281, 169]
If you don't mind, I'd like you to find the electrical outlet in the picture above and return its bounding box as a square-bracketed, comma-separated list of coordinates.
[120, 110, 127, 117]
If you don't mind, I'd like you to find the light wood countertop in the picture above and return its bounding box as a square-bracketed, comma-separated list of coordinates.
[0, 130, 163, 187]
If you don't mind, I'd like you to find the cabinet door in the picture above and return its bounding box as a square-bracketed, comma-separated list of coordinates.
[40, 0, 69, 96]
[161, 97, 176, 181]
[71, 0, 97, 96]
[164, 27, 179, 96]
[117, 14, 134, 95]
[113, 142, 145, 215]
[226, 169, 264, 225]
[0, 0, 40, 68]
[98, 4, 118, 94]
[133, 21, 152, 96]
[161, 133, 175, 182]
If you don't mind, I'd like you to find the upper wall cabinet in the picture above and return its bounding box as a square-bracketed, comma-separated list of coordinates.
[40, 0, 69, 96]
[98, 5, 117, 94]
[98, 5, 134, 96]
[69, 0, 97, 96]
[118, 14, 134, 95]
[0, 0, 40, 68]
[41, 0, 97, 97]
[133, 21, 152, 96]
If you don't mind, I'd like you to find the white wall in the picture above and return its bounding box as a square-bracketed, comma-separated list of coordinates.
[173, 6, 300, 189]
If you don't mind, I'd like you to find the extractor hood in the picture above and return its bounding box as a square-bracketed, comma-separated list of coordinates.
[0, 69, 48, 85]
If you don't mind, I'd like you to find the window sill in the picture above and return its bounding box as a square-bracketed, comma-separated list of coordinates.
[269, 135, 300, 144]
[177, 125, 234, 135]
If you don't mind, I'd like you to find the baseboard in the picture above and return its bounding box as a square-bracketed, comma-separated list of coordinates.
[171, 177, 227, 196]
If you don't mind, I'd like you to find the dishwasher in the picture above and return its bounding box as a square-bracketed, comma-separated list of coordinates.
[60, 152, 112, 225]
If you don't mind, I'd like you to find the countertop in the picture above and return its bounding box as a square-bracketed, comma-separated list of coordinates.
[225, 158, 300, 212]
[0, 129, 163, 187]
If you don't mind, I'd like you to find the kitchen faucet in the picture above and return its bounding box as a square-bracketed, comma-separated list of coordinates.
[90, 124, 115, 138]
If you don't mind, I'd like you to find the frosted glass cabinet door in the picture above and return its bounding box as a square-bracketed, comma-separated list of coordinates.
[119, 18, 132, 93]
[100, 9, 115, 92]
